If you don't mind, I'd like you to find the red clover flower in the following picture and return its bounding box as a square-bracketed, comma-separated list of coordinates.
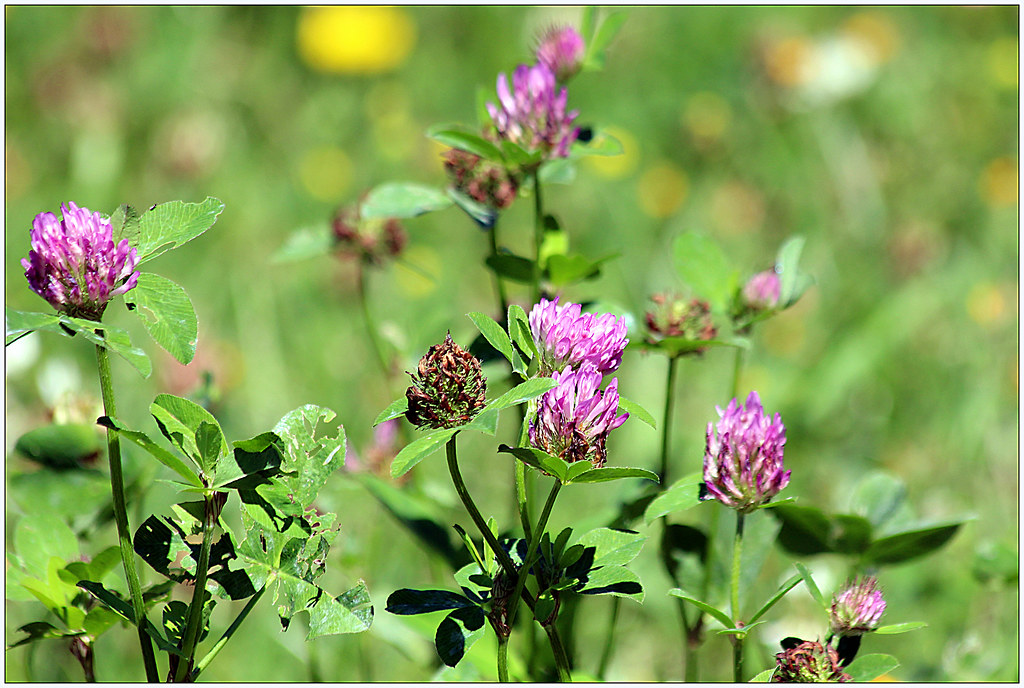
[829, 576, 886, 636]
[535, 25, 585, 83]
[22, 202, 139, 321]
[529, 297, 628, 376]
[743, 269, 781, 310]
[703, 391, 789, 513]
[487, 62, 580, 160]
[529, 364, 628, 469]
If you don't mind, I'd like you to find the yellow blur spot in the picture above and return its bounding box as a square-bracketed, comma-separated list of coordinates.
[583, 126, 640, 179]
[764, 36, 814, 87]
[842, 10, 900, 65]
[6, 141, 30, 201]
[297, 6, 416, 75]
[710, 180, 765, 236]
[298, 146, 352, 202]
[871, 673, 900, 682]
[684, 91, 731, 143]
[979, 157, 1018, 207]
[966, 282, 1008, 328]
[395, 245, 440, 298]
[637, 160, 688, 218]
[988, 37, 1018, 89]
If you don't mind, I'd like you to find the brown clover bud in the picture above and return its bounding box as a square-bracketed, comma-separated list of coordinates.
[443, 148, 521, 211]
[405, 333, 487, 429]
[331, 200, 406, 265]
[773, 639, 852, 683]
[645, 293, 717, 353]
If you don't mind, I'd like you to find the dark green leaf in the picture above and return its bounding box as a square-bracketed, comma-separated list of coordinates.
[546, 253, 615, 288]
[447, 188, 497, 228]
[15, 423, 102, 470]
[645, 473, 703, 523]
[570, 466, 659, 484]
[617, 395, 655, 429]
[435, 605, 487, 667]
[864, 520, 967, 565]
[214, 431, 283, 488]
[374, 397, 408, 426]
[5, 308, 61, 345]
[466, 312, 515, 367]
[831, 513, 873, 555]
[77, 580, 183, 656]
[6, 622, 80, 649]
[484, 254, 535, 284]
[875, 621, 927, 635]
[498, 445, 570, 481]
[134, 197, 224, 265]
[772, 504, 832, 556]
[427, 125, 503, 162]
[506, 304, 536, 359]
[98, 415, 202, 487]
[793, 562, 826, 609]
[748, 574, 802, 624]
[575, 528, 646, 567]
[385, 588, 475, 615]
[150, 393, 224, 471]
[673, 231, 738, 313]
[361, 182, 452, 219]
[578, 565, 644, 601]
[668, 589, 733, 628]
[844, 654, 899, 682]
[123, 272, 198, 365]
[272, 226, 335, 263]
[391, 427, 458, 478]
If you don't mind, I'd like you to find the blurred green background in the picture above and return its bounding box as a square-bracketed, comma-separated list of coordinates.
[5, 5, 1018, 682]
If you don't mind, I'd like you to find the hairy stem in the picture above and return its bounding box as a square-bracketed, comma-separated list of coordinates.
[94, 344, 158, 682]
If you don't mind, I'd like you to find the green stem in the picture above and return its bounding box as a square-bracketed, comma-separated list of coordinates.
[515, 401, 534, 541]
[596, 597, 620, 680]
[683, 601, 699, 682]
[731, 512, 746, 682]
[445, 435, 535, 609]
[505, 479, 561, 633]
[531, 169, 544, 305]
[660, 355, 679, 483]
[731, 346, 746, 400]
[544, 624, 573, 682]
[94, 344, 159, 682]
[487, 220, 510, 319]
[190, 585, 267, 681]
[357, 262, 393, 396]
[497, 636, 510, 682]
[174, 498, 215, 682]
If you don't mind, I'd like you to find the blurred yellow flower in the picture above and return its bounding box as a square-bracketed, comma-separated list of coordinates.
[842, 10, 900, 65]
[298, 145, 352, 202]
[871, 673, 900, 682]
[763, 36, 814, 87]
[988, 36, 1018, 89]
[683, 91, 731, 144]
[979, 157, 1018, 207]
[297, 6, 416, 75]
[637, 160, 688, 218]
[966, 282, 1008, 328]
[583, 126, 640, 179]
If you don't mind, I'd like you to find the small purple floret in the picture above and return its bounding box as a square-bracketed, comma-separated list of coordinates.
[536, 25, 585, 83]
[529, 297, 628, 376]
[21, 202, 139, 320]
[830, 576, 886, 636]
[529, 364, 628, 468]
[703, 390, 789, 513]
[487, 62, 580, 160]
[743, 269, 781, 310]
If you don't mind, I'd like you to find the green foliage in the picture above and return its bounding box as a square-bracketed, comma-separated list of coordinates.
[14, 423, 102, 470]
[361, 182, 452, 220]
[498, 444, 658, 486]
[844, 653, 900, 682]
[124, 272, 198, 365]
[673, 232, 739, 313]
[133, 197, 225, 266]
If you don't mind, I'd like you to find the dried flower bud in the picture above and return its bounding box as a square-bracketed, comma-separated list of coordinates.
[703, 391, 789, 513]
[22, 201, 139, 321]
[535, 25, 585, 83]
[645, 294, 717, 352]
[773, 639, 852, 683]
[830, 576, 886, 636]
[405, 333, 486, 429]
[443, 148, 521, 212]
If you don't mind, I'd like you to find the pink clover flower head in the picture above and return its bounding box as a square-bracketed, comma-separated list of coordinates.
[487, 62, 580, 160]
[829, 576, 886, 636]
[743, 269, 781, 310]
[529, 296, 628, 376]
[21, 202, 139, 321]
[529, 364, 628, 469]
[703, 390, 789, 513]
[535, 25, 585, 83]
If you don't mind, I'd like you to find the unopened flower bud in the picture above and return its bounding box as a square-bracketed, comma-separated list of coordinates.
[830, 576, 886, 636]
[743, 269, 781, 310]
[773, 639, 852, 683]
[645, 294, 717, 352]
[331, 201, 406, 265]
[443, 148, 521, 214]
[405, 333, 486, 429]
[535, 25, 585, 83]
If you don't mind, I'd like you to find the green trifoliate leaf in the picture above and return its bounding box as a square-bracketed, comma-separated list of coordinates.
[644, 473, 703, 523]
[150, 393, 226, 476]
[391, 427, 459, 478]
[484, 253, 535, 284]
[272, 226, 335, 263]
[427, 125, 503, 162]
[124, 272, 198, 365]
[385, 589, 476, 616]
[844, 654, 899, 682]
[5, 308, 61, 345]
[58, 316, 152, 377]
[673, 231, 739, 314]
[134, 197, 225, 266]
[361, 182, 452, 219]
[574, 528, 646, 568]
[97, 415, 203, 487]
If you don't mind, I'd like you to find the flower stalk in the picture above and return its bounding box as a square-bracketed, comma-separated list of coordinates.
[730, 512, 746, 682]
[172, 494, 216, 682]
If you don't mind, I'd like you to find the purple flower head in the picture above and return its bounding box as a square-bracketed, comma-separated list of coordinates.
[535, 25, 585, 83]
[743, 269, 781, 310]
[829, 576, 886, 636]
[529, 297, 628, 376]
[487, 62, 580, 160]
[529, 364, 628, 469]
[21, 202, 139, 320]
[703, 391, 789, 513]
